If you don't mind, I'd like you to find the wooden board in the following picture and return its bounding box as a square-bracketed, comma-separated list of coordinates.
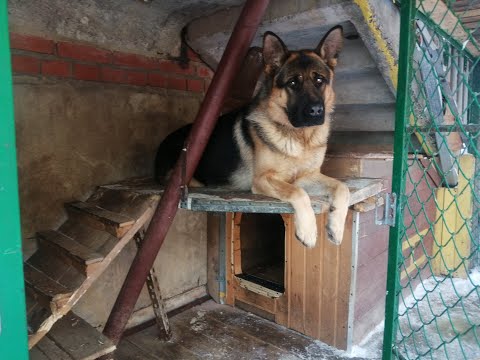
[276, 214, 291, 327]
[125, 326, 199, 360]
[232, 213, 243, 276]
[182, 178, 384, 214]
[201, 301, 357, 359]
[337, 211, 354, 348]
[37, 230, 103, 265]
[66, 201, 134, 238]
[87, 188, 158, 222]
[232, 277, 276, 314]
[224, 209, 356, 350]
[115, 340, 163, 360]
[43, 312, 115, 360]
[30, 347, 51, 360]
[32, 336, 71, 360]
[288, 219, 306, 334]
[59, 219, 118, 258]
[172, 307, 290, 358]
[170, 321, 241, 358]
[303, 213, 325, 339]
[102, 177, 384, 215]
[224, 212, 235, 307]
[316, 211, 353, 349]
[24, 263, 72, 312]
[118, 301, 366, 360]
[67, 201, 135, 227]
[353, 196, 383, 212]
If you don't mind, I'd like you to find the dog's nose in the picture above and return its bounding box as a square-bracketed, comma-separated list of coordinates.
[305, 103, 324, 117]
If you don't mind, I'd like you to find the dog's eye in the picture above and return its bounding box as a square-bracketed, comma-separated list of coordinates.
[288, 79, 297, 88]
[315, 76, 323, 85]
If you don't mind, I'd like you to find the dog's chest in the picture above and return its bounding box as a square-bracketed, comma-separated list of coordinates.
[256, 143, 327, 179]
[286, 148, 326, 176]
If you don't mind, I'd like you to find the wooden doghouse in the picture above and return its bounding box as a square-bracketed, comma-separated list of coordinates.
[206, 176, 387, 351]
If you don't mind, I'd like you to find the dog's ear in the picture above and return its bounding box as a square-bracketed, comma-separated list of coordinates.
[316, 25, 343, 69]
[262, 31, 288, 74]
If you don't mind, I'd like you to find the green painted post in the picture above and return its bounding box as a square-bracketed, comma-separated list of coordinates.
[382, 0, 416, 359]
[0, 1, 29, 358]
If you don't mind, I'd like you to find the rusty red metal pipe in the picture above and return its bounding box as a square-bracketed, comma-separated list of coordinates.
[103, 0, 270, 344]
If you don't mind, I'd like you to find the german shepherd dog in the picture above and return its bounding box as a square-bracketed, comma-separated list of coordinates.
[155, 26, 350, 248]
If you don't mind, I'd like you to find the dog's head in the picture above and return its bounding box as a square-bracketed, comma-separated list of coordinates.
[261, 26, 343, 128]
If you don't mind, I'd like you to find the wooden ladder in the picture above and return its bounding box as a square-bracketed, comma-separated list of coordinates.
[25, 183, 170, 359]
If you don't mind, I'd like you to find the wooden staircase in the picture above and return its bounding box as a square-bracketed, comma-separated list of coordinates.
[25, 184, 160, 359]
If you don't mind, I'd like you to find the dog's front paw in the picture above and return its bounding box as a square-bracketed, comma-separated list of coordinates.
[326, 216, 344, 245]
[294, 212, 317, 248]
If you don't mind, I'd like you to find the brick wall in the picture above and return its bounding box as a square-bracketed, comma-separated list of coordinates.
[10, 33, 213, 92]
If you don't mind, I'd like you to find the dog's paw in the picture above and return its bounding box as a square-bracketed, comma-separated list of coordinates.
[294, 212, 317, 248]
[295, 229, 317, 248]
[326, 218, 345, 245]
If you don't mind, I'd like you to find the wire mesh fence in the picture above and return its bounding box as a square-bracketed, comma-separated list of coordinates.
[385, 0, 480, 359]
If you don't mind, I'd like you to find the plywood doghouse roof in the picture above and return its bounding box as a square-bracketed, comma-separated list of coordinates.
[101, 177, 384, 214]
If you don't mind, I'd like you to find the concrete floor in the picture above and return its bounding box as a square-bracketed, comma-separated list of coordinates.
[115, 300, 370, 360]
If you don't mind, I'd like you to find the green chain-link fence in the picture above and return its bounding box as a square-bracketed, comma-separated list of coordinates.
[383, 0, 480, 359]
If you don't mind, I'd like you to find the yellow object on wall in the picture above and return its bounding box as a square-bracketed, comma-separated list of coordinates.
[432, 154, 475, 278]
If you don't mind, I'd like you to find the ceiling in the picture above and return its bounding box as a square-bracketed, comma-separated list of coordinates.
[8, 0, 245, 57]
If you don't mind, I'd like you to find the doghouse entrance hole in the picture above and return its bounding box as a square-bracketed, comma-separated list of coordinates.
[236, 213, 285, 293]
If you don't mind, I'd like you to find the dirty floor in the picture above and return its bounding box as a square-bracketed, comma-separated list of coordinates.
[115, 300, 370, 360]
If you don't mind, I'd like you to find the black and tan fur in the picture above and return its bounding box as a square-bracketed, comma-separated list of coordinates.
[155, 26, 350, 248]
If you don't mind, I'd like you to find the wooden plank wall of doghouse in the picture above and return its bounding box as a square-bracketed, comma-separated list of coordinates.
[224, 211, 355, 350]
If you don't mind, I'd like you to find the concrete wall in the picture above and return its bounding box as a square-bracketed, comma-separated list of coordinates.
[74, 209, 208, 330]
[15, 78, 203, 251]
[10, 30, 212, 323]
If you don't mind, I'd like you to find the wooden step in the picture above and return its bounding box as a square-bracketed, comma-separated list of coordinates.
[66, 201, 135, 238]
[37, 230, 104, 276]
[26, 187, 157, 350]
[24, 263, 72, 312]
[31, 336, 71, 360]
[30, 312, 116, 360]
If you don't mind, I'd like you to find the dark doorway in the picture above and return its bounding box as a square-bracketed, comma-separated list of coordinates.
[237, 213, 285, 293]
